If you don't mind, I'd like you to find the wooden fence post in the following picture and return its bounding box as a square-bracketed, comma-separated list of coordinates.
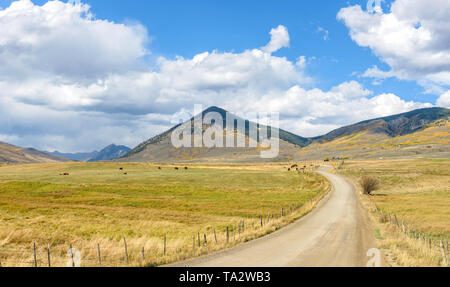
[242, 221, 245, 233]
[47, 244, 51, 268]
[281, 208, 284, 217]
[260, 216, 263, 227]
[198, 232, 200, 248]
[193, 234, 195, 252]
[204, 234, 207, 247]
[440, 240, 448, 267]
[164, 233, 167, 255]
[33, 242, 37, 267]
[142, 247, 145, 261]
[233, 225, 235, 241]
[70, 244, 75, 267]
[445, 240, 450, 261]
[97, 244, 102, 267]
[226, 226, 229, 243]
[123, 237, 129, 264]
[214, 229, 217, 244]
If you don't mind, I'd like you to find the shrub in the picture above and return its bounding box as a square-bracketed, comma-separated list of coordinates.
[359, 176, 379, 195]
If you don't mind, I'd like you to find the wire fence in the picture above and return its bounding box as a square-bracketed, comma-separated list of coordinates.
[0, 205, 307, 267]
[371, 203, 449, 267]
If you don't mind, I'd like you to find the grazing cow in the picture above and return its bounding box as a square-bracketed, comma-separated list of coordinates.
[119, 168, 123, 170]
[291, 164, 298, 169]
[175, 167, 179, 170]
[63, 173, 69, 176]
[158, 167, 161, 170]
[124, 173, 128, 175]
[288, 168, 291, 171]
[184, 167, 188, 170]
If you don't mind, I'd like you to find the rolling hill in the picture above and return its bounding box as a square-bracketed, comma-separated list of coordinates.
[120, 107, 450, 162]
[0, 141, 70, 164]
[300, 107, 450, 159]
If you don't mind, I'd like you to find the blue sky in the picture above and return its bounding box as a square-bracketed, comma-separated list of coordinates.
[0, 0, 426, 100]
[77, 0, 428, 102]
[0, 0, 448, 152]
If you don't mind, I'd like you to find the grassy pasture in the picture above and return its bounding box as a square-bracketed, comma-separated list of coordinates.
[0, 162, 328, 267]
[339, 158, 450, 266]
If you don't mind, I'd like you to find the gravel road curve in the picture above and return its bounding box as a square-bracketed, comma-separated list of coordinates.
[169, 167, 378, 267]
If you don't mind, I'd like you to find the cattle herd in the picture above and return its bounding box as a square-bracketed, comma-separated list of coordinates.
[288, 162, 318, 173]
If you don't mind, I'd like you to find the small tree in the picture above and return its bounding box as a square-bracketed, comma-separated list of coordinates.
[359, 176, 379, 195]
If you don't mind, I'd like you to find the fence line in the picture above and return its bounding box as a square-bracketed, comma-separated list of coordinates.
[0, 206, 300, 267]
[373, 203, 449, 267]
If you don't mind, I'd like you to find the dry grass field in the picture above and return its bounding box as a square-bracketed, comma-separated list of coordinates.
[338, 158, 450, 266]
[0, 161, 328, 267]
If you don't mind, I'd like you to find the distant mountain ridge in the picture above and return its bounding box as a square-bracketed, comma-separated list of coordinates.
[2, 107, 448, 164]
[51, 144, 131, 162]
[121, 106, 450, 162]
[88, 144, 131, 162]
[313, 107, 450, 143]
[51, 150, 98, 162]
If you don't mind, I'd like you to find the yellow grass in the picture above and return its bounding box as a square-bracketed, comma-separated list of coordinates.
[0, 161, 329, 267]
[339, 158, 450, 266]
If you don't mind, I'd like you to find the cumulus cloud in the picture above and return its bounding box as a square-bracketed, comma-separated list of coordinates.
[437, 91, 450, 108]
[338, 0, 450, 90]
[0, 0, 148, 81]
[261, 25, 290, 54]
[0, 0, 434, 152]
[227, 81, 431, 137]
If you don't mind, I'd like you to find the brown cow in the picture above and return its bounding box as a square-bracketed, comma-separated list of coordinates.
[119, 168, 123, 170]
[175, 167, 179, 170]
[291, 164, 298, 169]
[184, 167, 188, 170]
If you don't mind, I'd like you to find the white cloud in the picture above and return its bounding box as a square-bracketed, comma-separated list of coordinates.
[437, 91, 450, 108]
[0, 0, 148, 81]
[338, 0, 450, 90]
[228, 81, 431, 137]
[0, 0, 434, 152]
[261, 25, 290, 54]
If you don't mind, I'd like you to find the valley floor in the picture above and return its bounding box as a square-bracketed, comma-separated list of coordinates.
[0, 162, 328, 267]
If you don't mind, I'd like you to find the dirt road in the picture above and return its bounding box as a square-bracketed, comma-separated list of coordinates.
[170, 167, 379, 267]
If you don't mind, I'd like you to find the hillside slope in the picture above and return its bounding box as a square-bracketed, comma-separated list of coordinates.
[299, 114, 450, 160]
[0, 142, 70, 164]
[121, 106, 305, 163]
